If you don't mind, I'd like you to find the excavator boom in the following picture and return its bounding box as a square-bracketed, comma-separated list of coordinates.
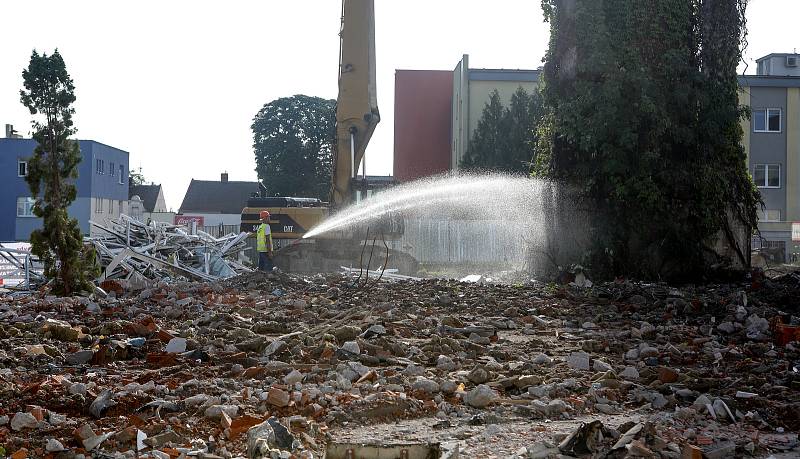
[330, 0, 380, 207]
[241, 0, 418, 274]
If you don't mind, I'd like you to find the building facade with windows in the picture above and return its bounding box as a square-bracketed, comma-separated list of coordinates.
[740, 52, 800, 262]
[392, 52, 800, 262]
[0, 137, 129, 241]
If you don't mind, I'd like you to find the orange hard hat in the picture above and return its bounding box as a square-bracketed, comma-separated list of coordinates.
[260, 210, 270, 219]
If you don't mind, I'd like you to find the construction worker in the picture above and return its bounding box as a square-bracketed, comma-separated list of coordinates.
[256, 210, 274, 271]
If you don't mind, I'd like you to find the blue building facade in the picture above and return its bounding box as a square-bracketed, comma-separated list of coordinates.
[0, 138, 129, 241]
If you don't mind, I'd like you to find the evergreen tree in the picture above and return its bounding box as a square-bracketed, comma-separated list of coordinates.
[461, 87, 542, 173]
[461, 90, 507, 171]
[506, 87, 544, 172]
[20, 50, 97, 295]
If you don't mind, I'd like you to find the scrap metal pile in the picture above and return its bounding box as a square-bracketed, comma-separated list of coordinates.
[0, 245, 43, 292]
[88, 215, 252, 284]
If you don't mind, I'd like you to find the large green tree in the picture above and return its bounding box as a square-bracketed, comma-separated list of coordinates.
[252, 95, 336, 200]
[20, 50, 97, 294]
[535, 0, 759, 280]
[461, 87, 543, 173]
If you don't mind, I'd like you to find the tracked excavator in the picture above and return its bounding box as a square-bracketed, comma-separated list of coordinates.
[240, 0, 419, 274]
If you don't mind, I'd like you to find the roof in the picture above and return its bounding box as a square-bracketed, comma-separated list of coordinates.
[395, 69, 453, 74]
[352, 175, 396, 190]
[469, 68, 540, 82]
[0, 137, 128, 154]
[755, 53, 800, 62]
[738, 75, 800, 88]
[179, 179, 260, 214]
[128, 184, 162, 213]
[0, 137, 128, 152]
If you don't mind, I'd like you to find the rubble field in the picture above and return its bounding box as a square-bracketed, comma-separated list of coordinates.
[1, 269, 799, 459]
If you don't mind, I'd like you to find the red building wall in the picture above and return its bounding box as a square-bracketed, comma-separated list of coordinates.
[393, 70, 453, 182]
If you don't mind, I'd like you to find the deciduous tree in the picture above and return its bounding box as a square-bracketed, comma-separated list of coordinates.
[252, 95, 336, 201]
[128, 166, 147, 187]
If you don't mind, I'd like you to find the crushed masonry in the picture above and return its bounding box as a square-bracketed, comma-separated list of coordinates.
[0, 268, 799, 457]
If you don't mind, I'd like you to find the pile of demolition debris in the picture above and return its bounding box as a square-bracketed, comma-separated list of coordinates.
[88, 215, 252, 286]
[0, 270, 798, 458]
[0, 244, 43, 292]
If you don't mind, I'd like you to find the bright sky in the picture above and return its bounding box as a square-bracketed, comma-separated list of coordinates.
[1, 0, 797, 211]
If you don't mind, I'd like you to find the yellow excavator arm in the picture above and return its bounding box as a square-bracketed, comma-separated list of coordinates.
[241, 0, 417, 274]
[330, 0, 380, 207]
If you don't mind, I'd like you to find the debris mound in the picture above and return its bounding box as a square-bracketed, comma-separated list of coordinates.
[88, 214, 252, 284]
[0, 270, 799, 457]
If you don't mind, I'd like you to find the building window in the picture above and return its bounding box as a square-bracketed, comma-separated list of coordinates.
[764, 240, 785, 250]
[753, 164, 780, 188]
[119, 200, 125, 215]
[110, 162, 115, 177]
[119, 165, 124, 184]
[754, 108, 781, 132]
[18, 161, 28, 177]
[96, 159, 104, 174]
[95, 197, 104, 213]
[758, 209, 781, 222]
[17, 197, 36, 217]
